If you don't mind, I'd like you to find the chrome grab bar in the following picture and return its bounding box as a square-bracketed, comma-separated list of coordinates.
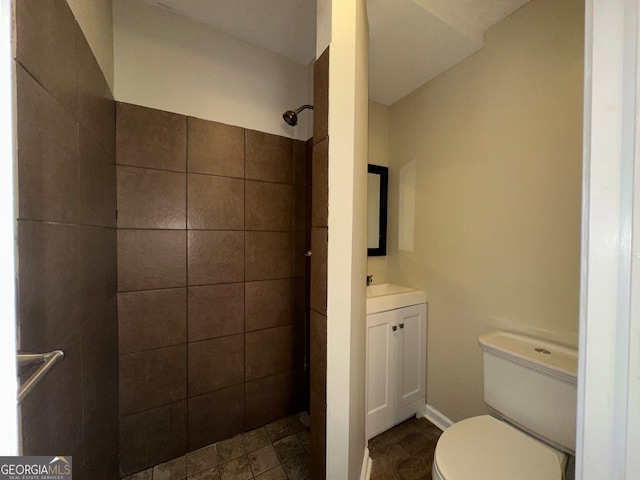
[17, 350, 64, 404]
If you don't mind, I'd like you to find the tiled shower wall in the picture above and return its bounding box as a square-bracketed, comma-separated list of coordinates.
[15, 1, 118, 479]
[116, 103, 310, 475]
[309, 47, 329, 480]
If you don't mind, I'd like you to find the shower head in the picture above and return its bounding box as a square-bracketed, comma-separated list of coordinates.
[283, 110, 298, 126]
[283, 104, 314, 126]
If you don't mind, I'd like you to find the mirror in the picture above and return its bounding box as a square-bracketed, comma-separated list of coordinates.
[367, 164, 388, 256]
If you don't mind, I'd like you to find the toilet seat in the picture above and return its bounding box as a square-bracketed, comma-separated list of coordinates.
[433, 415, 564, 480]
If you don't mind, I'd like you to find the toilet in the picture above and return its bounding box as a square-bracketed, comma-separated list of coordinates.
[432, 331, 578, 480]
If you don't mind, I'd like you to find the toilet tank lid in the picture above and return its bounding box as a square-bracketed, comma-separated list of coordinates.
[479, 332, 578, 384]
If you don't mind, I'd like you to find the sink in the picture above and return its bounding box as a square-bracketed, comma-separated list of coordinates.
[366, 283, 414, 297]
[366, 283, 427, 314]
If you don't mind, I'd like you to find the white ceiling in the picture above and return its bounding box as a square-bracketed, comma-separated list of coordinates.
[368, 0, 530, 104]
[411, 0, 533, 40]
[141, 0, 318, 65]
[140, 0, 530, 106]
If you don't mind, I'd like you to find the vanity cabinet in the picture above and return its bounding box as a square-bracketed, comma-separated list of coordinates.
[366, 302, 427, 439]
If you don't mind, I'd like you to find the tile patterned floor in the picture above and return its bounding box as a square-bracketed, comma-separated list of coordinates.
[368, 416, 442, 480]
[124, 412, 310, 480]
[368, 416, 577, 480]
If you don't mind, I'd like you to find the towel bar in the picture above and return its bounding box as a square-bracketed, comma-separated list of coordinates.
[17, 350, 64, 404]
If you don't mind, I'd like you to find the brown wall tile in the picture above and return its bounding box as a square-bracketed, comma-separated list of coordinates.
[187, 117, 244, 177]
[115, 101, 310, 467]
[245, 231, 292, 281]
[20, 332, 83, 459]
[245, 326, 292, 381]
[118, 288, 187, 354]
[291, 366, 309, 415]
[188, 283, 244, 342]
[246, 130, 292, 184]
[292, 186, 306, 232]
[81, 294, 117, 404]
[313, 48, 329, 143]
[16, 0, 77, 114]
[310, 228, 328, 315]
[292, 140, 307, 187]
[310, 310, 327, 351]
[18, 221, 80, 352]
[81, 279, 118, 412]
[311, 138, 328, 228]
[117, 166, 187, 229]
[81, 302, 119, 480]
[291, 277, 307, 323]
[310, 311, 327, 397]
[188, 231, 244, 285]
[77, 226, 117, 326]
[76, 27, 115, 158]
[187, 174, 244, 230]
[188, 335, 244, 396]
[116, 103, 187, 171]
[292, 231, 307, 278]
[120, 401, 188, 476]
[17, 66, 79, 224]
[308, 51, 328, 475]
[118, 230, 186, 292]
[16, 11, 118, 478]
[313, 47, 329, 144]
[291, 316, 307, 357]
[119, 344, 187, 416]
[83, 399, 119, 480]
[245, 279, 291, 332]
[305, 139, 313, 230]
[309, 388, 326, 480]
[79, 129, 116, 227]
[245, 180, 291, 231]
[188, 385, 244, 450]
[245, 373, 292, 431]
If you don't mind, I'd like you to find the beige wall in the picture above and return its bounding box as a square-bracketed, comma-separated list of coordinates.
[324, 0, 369, 476]
[66, 0, 114, 91]
[368, 101, 389, 168]
[349, 2, 368, 476]
[112, 0, 311, 141]
[386, 0, 584, 422]
[367, 101, 390, 283]
[316, 0, 332, 57]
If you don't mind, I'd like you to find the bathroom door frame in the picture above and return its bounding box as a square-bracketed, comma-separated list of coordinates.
[577, 0, 640, 478]
[0, 0, 19, 456]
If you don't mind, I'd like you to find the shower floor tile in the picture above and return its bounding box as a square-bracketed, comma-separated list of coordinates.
[123, 412, 310, 480]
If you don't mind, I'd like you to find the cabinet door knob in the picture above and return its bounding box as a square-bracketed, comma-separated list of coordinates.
[392, 325, 397, 331]
[399, 323, 405, 329]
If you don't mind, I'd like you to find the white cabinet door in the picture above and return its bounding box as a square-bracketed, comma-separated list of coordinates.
[366, 302, 427, 439]
[396, 303, 427, 410]
[366, 309, 396, 437]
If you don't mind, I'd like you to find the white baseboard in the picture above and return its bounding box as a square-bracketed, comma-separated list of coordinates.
[424, 404, 454, 431]
[360, 447, 372, 480]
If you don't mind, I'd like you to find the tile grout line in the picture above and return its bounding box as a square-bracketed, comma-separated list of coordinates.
[243, 127, 248, 433]
[185, 114, 190, 455]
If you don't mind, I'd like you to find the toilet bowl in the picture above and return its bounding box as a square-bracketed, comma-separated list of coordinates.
[432, 415, 566, 480]
[431, 332, 577, 480]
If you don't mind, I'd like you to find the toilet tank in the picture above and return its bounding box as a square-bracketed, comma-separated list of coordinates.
[479, 331, 578, 454]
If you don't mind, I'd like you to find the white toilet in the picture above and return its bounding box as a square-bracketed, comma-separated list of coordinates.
[432, 331, 578, 480]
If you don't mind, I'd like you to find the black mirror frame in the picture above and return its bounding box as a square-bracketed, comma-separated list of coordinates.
[368, 164, 388, 257]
